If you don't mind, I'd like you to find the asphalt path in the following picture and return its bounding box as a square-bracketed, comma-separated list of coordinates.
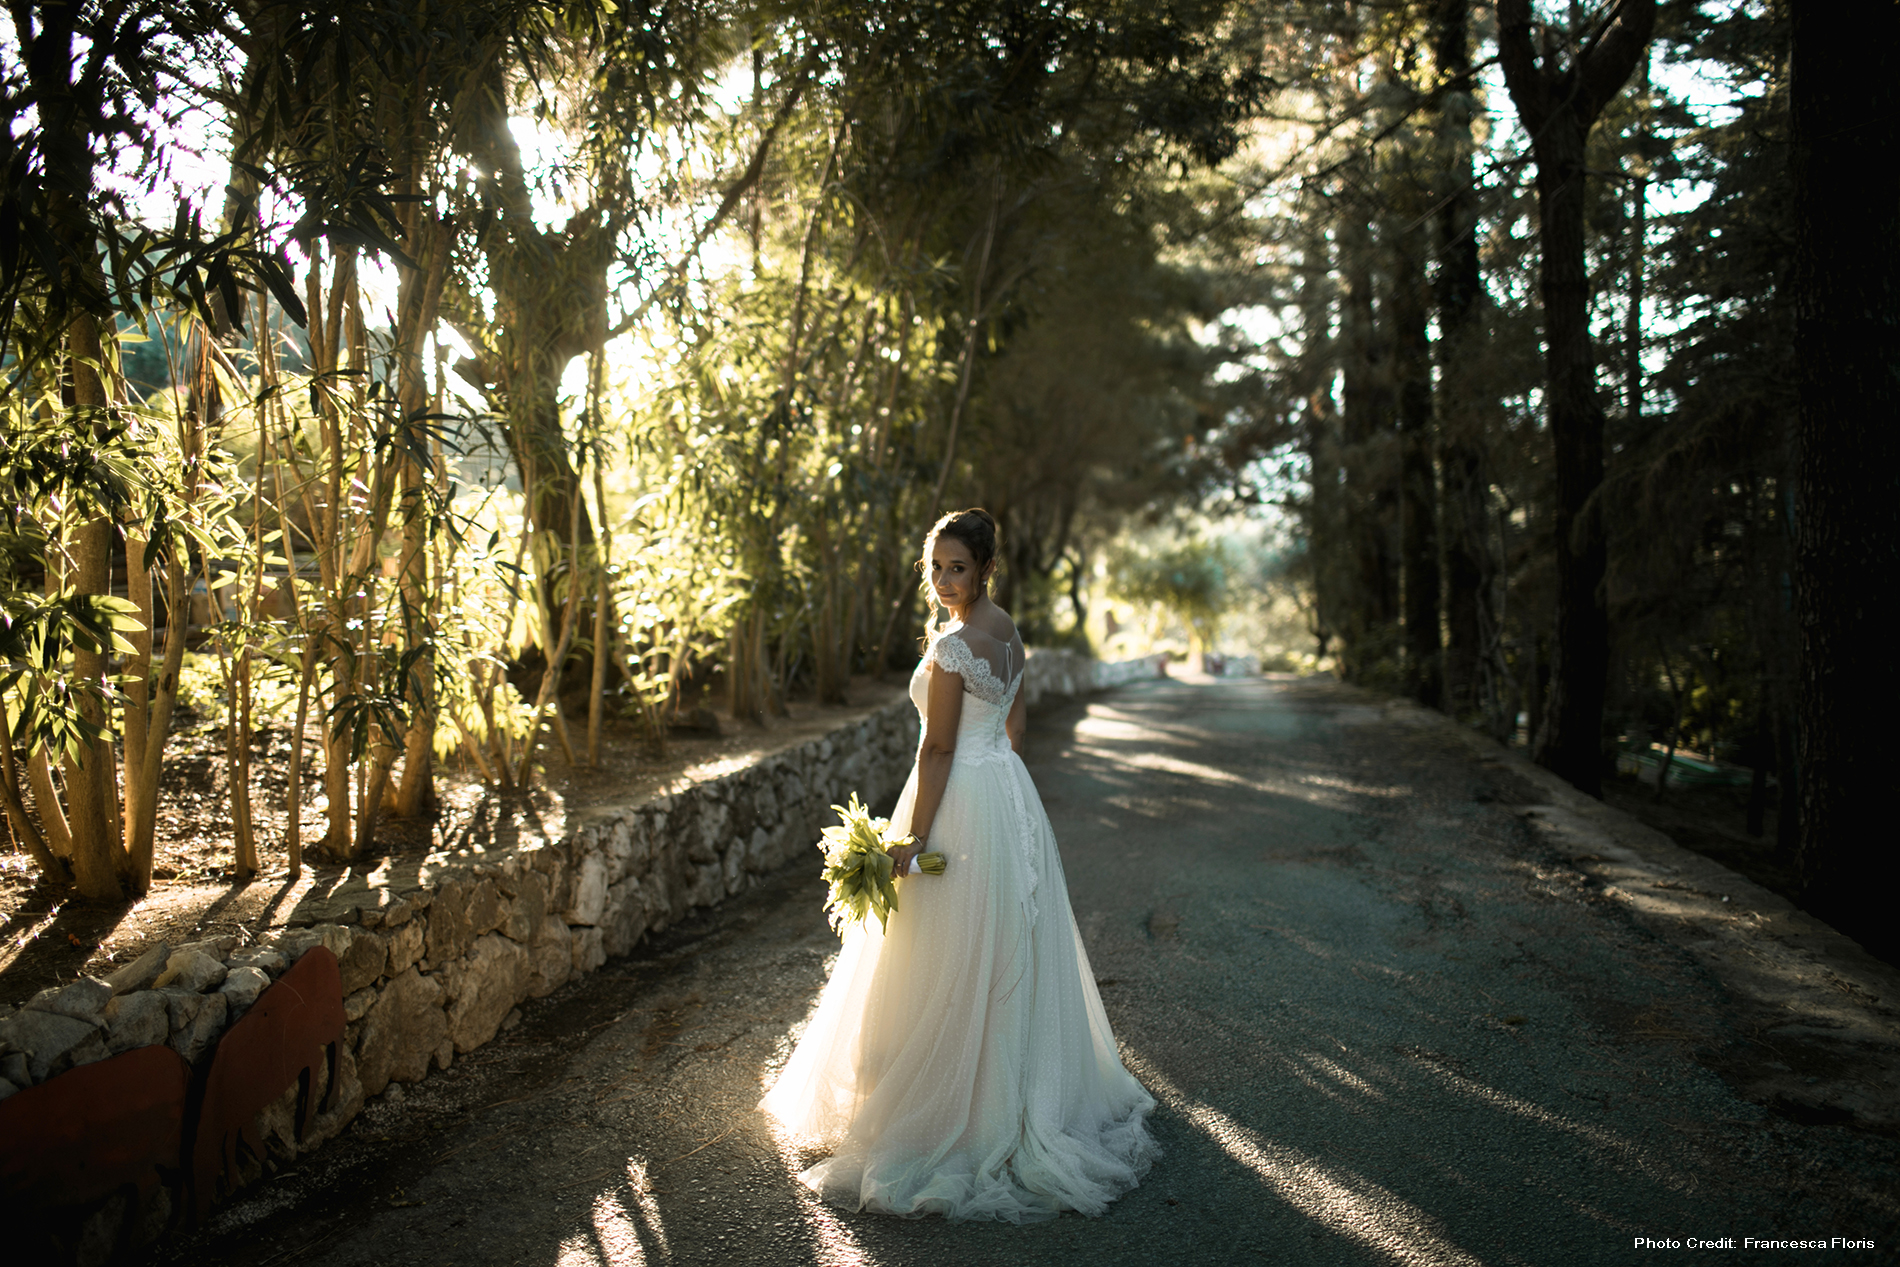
[163, 674, 1900, 1267]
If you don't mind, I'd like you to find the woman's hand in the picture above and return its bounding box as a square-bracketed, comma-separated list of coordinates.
[887, 840, 923, 879]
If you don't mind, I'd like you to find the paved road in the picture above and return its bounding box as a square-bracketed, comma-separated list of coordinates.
[165, 675, 1899, 1266]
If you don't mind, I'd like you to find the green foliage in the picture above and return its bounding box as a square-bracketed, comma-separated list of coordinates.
[1107, 534, 1231, 653]
[1172, 2, 1801, 780]
[12, 0, 1668, 885]
[0, 590, 143, 760]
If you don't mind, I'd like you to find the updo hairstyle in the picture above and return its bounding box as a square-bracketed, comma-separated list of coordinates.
[918, 508, 1001, 642]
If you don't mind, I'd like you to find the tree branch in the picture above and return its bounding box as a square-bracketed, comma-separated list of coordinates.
[1495, 0, 1554, 136]
[1575, 0, 1657, 124]
[607, 50, 821, 340]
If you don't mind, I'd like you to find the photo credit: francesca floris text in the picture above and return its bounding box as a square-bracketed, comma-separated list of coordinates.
[1631, 1238, 1880, 1251]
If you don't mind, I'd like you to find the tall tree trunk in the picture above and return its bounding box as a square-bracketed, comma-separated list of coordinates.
[1338, 214, 1397, 681]
[1303, 385, 1344, 657]
[1788, 0, 1900, 957]
[61, 325, 124, 899]
[229, 651, 258, 878]
[1524, 114, 1611, 795]
[125, 556, 187, 888]
[121, 529, 158, 890]
[464, 69, 607, 580]
[518, 492, 586, 786]
[307, 248, 358, 860]
[31, 0, 123, 897]
[393, 214, 450, 819]
[587, 414, 613, 764]
[1432, 0, 1488, 719]
[28, 749, 72, 861]
[1498, 0, 1656, 797]
[1623, 48, 1649, 425]
[1293, 239, 1345, 657]
[1391, 209, 1440, 706]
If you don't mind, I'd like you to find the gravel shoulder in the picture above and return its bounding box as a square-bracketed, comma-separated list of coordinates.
[1391, 693, 1900, 1139]
[156, 673, 1900, 1267]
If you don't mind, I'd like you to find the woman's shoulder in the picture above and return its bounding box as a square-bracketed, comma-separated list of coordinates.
[956, 605, 1020, 648]
[926, 612, 1020, 683]
[925, 624, 978, 669]
[926, 623, 1009, 668]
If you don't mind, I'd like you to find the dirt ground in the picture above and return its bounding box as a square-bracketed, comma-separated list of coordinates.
[0, 680, 906, 1011]
[1602, 773, 1805, 910]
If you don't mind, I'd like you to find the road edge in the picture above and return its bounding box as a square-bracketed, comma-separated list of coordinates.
[1379, 694, 1900, 1136]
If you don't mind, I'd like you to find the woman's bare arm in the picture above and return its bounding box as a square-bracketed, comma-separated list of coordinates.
[1006, 690, 1027, 755]
[889, 663, 963, 877]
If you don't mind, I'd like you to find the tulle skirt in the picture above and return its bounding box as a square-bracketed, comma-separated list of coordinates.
[760, 748, 1158, 1221]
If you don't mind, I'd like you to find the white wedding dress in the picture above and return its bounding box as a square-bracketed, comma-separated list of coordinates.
[760, 622, 1157, 1221]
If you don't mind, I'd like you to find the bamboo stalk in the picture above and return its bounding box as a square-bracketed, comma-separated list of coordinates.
[232, 650, 257, 878]
[395, 210, 451, 819]
[130, 556, 188, 880]
[447, 707, 497, 785]
[476, 660, 515, 792]
[306, 246, 355, 860]
[287, 650, 314, 880]
[586, 354, 610, 767]
[260, 291, 310, 881]
[551, 697, 578, 766]
[199, 550, 254, 877]
[119, 528, 155, 888]
[26, 751, 72, 859]
[228, 376, 270, 880]
[517, 489, 586, 788]
[0, 694, 64, 879]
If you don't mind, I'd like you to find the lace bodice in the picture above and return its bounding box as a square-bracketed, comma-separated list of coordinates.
[919, 625, 1021, 705]
[909, 621, 1035, 920]
[909, 625, 1023, 766]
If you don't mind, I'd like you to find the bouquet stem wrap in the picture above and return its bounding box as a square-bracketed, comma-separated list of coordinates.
[818, 794, 946, 934]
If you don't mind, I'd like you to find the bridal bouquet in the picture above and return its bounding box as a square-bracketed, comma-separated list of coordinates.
[818, 793, 945, 934]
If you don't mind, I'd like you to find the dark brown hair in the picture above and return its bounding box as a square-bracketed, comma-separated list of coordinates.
[918, 508, 1001, 641]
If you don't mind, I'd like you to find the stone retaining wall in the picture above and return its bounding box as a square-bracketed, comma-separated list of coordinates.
[0, 649, 1167, 1254]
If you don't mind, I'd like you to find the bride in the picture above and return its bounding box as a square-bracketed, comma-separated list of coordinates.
[760, 508, 1157, 1221]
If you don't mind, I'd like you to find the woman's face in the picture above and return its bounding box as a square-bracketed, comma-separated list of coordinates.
[929, 535, 988, 616]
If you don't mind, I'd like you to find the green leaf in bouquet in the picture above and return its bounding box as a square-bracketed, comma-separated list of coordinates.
[816, 789, 944, 936]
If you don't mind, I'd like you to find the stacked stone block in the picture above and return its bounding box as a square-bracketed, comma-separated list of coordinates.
[0, 692, 923, 1122]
